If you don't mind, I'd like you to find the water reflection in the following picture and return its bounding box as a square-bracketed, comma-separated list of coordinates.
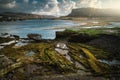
[0, 19, 77, 39]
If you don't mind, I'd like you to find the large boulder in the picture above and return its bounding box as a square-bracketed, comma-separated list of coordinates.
[68, 33, 95, 43]
[27, 33, 42, 41]
[88, 34, 120, 60]
[56, 31, 76, 40]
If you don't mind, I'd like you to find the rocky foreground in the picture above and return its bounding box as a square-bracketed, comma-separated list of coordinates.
[0, 28, 120, 80]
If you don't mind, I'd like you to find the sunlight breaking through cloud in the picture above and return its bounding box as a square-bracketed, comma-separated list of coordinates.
[0, 0, 119, 17]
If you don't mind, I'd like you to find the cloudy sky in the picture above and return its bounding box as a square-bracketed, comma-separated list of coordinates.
[0, 0, 120, 17]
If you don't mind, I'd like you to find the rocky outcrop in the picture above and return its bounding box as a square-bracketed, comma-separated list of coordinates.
[27, 33, 42, 41]
[68, 34, 96, 43]
[87, 34, 120, 60]
[68, 8, 120, 17]
[56, 31, 76, 40]
[1, 31, 120, 79]
[56, 30, 120, 61]
[0, 42, 113, 79]
[56, 31, 96, 43]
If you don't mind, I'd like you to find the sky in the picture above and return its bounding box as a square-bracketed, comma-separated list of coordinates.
[0, 0, 120, 17]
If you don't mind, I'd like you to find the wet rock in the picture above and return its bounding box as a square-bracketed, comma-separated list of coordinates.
[55, 42, 69, 56]
[0, 40, 16, 46]
[68, 43, 110, 74]
[88, 34, 120, 60]
[0, 33, 19, 39]
[30, 74, 106, 80]
[0, 33, 10, 38]
[27, 33, 42, 41]
[99, 59, 120, 65]
[55, 48, 68, 56]
[0, 62, 23, 77]
[0, 41, 115, 79]
[0, 37, 13, 43]
[55, 42, 72, 63]
[68, 33, 95, 43]
[12, 35, 20, 40]
[25, 51, 36, 57]
[56, 42, 68, 50]
[14, 41, 28, 47]
[0, 46, 4, 50]
[0, 55, 13, 69]
[56, 31, 76, 40]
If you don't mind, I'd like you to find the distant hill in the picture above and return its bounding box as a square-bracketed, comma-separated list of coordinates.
[68, 8, 120, 17]
[0, 12, 55, 22]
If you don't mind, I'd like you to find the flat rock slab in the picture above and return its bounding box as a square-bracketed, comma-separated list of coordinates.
[30, 74, 106, 80]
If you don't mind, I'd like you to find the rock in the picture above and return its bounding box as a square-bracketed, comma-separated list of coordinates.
[30, 74, 106, 80]
[55, 48, 68, 56]
[88, 34, 120, 60]
[56, 42, 68, 50]
[0, 55, 13, 69]
[56, 31, 76, 40]
[25, 51, 36, 57]
[0, 33, 10, 38]
[56, 31, 96, 43]
[0, 40, 16, 46]
[0, 46, 4, 50]
[55, 42, 72, 62]
[12, 35, 20, 40]
[68, 33, 95, 43]
[27, 33, 42, 41]
[0, 62, 23, 77]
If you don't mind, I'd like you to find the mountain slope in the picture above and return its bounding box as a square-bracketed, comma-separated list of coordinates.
[68, 8, 120, 17]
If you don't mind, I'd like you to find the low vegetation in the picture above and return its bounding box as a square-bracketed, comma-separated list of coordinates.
[0, 27, 120, 79]
[0, 41, 114, 78]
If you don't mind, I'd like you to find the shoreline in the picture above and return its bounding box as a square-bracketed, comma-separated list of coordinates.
[0, 18, 120, 80]
[43, 17, 120, 30]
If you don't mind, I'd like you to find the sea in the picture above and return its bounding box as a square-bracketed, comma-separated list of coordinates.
[0, 19, 119, 39]
[0, 19, 78, 39]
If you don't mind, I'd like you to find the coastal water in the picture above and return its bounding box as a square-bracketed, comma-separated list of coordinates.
[0, 19, 77, 39]
[0, 20, 119, 39]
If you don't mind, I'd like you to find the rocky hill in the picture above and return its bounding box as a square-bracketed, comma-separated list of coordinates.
[68, 8, 120, 17]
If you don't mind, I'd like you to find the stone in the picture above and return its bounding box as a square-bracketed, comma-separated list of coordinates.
[27, 33, 42, 41]
[0, 55, 13, 69]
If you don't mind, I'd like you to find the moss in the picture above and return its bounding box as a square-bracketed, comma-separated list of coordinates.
[64, 29, 104, 36]
[0, 41, 113, 78]
[65, 27, 120, 36]
[70, 43, 110, 59]
[18, 43, 77, 73]
[0, 62, 23, 77]
[0, 37, 13, 43]
[40, 49, 77, 73]
[68, 43, 110, 75]
[88, 59, 102, 73]
[0, 46, 24, 60]
[80, 47, 97, 60]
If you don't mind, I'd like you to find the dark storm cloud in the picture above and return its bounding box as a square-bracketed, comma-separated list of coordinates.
[0, 0, 111, 16]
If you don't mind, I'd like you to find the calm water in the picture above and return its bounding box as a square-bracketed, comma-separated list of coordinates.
[0, 20, 119, 39]
[0, 19, 77, 39]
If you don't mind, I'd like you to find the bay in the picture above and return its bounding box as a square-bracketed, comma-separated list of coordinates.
[0, 19, 77, 39]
